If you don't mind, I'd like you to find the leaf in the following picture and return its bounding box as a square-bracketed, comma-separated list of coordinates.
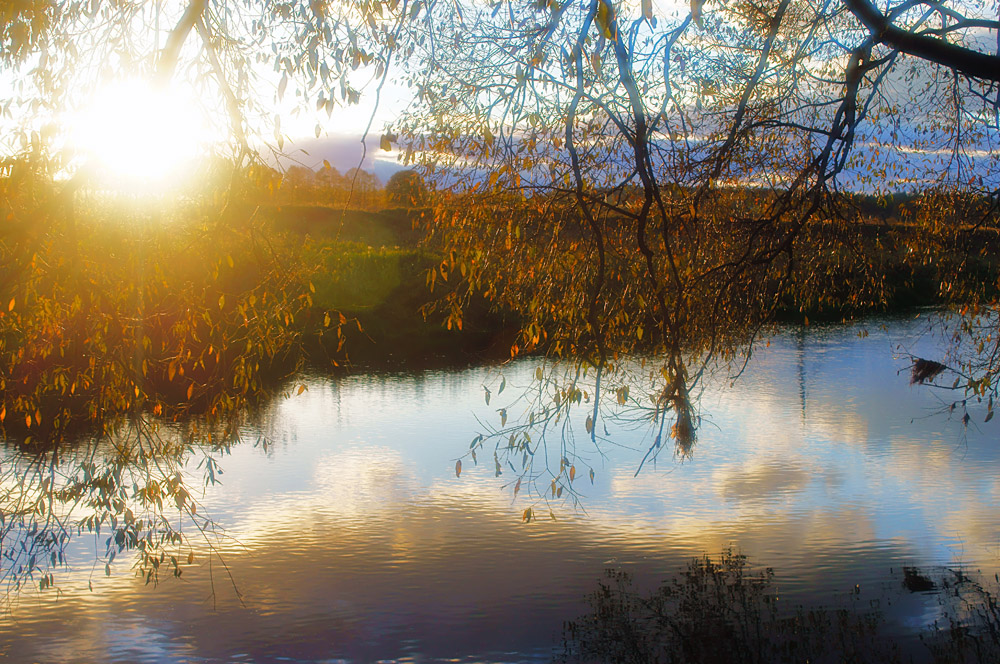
[186, 384, 194, 399]
[297, 384, 306, 395]
[455, 460, 462, 477]
[484, 387, 491, 405]
[569, 465, 576, 482]
[278, 73, 288, 99]
[589, 468, 595, 484]
[595, 0, 614, 39]
[514, 478, 521, 496]
[585, 415, 593, 433]
[380, 133, 392, 151]
[7, 298, 12, 311]
[498, 377, 506, 394]
[986, 410, 994, 423]
[522, 507, 533, 523]
[500, 408, 507, 426]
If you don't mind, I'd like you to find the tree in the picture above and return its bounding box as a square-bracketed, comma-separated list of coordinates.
[385, 169, 429, 207]
[345, 167, 384, 208]
[391, 0, 1000, 479]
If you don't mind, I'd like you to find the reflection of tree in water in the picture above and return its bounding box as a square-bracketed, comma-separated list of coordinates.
[562, 553, 1000, 664]
[459, 355, 703, 521]
[0, 416, 256, 611]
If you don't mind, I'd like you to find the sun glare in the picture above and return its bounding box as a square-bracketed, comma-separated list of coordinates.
[69, 79, 215, 192]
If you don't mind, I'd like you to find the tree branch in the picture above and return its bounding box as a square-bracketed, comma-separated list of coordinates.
[155, 0, 207, 84]
[844, 0, 1000, 82]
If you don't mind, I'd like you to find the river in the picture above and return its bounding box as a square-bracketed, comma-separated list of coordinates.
[1, 315, 998, 662]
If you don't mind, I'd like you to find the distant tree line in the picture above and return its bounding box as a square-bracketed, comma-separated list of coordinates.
[278, 165, 428, 210]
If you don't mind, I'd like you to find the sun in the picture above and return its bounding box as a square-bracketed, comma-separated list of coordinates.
[68, 78, 215, 192]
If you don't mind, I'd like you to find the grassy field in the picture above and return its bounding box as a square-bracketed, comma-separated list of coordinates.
[268, 204, 511, 368]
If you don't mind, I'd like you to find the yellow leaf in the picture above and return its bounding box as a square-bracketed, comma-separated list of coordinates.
[595, 0, 615, 39]
[324, 312, 331, 327]
[226, 254, 234, 268]
[7, 298, 13, 311]
[380, 133, 392, 151]
[187, 384, 194, 399]
[297, 384, 306, 395]
[570, 465, 576, 481]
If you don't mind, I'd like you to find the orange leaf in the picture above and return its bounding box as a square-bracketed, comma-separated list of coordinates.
[455, 460, 462, 477]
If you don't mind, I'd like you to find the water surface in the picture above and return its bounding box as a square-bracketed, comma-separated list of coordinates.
[1, 316, 998, 662]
